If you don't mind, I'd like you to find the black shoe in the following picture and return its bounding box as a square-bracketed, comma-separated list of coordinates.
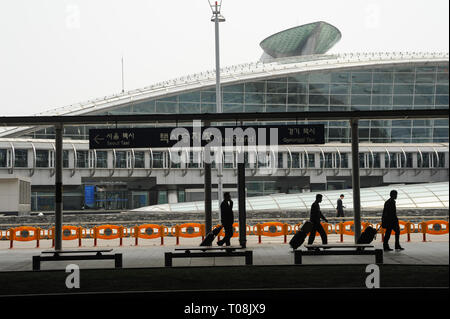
[383, 246, 393, 252]
[395, 246, 405, 251]
[217, 241, 224, 246]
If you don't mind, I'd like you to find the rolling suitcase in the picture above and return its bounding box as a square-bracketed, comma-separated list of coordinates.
[357, 225, 379, 245]
[200, 225, 223, 246]
[289, 221, 313, 250]
[356, 226, 379, 250]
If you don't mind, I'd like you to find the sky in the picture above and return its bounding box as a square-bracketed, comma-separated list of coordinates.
[0, 0, 448, 116]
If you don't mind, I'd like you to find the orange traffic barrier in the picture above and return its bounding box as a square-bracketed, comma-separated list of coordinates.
[418, 220, 449, 242]
[93, 225, 126, 246]
[253, 222, 292, 243]
[48, 226, 86, 247]
[216, 223, 252, 239]
[9, 226, 42, 248]
[171, 223, 205, 245]
[378, 220, 415, 242]
[134, 224, 168, 245]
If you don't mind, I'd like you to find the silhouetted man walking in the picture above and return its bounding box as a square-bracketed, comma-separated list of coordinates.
[308, 194, 329, 246]
[382, 190, 404, 252]
[336, 194, 345, 217]
[217, 192, 234, 246]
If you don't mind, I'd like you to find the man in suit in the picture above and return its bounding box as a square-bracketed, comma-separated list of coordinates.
[217, 192, 234, 246]
[336, 194, 345, 217]
[307, 194, 329, 246]
[382, 190, 404, 252]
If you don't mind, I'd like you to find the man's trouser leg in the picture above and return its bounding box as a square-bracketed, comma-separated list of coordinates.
[308, 224, 318, 245]
[317, 223, 328, 244]
[384, 225, 393, 247]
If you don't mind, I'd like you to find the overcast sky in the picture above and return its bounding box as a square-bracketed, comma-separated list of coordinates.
[0, 0, 448, 116]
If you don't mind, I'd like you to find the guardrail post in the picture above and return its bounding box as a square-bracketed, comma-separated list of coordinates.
[419, 221, 427, 242]
[9, 228, 14, 249]
[283, 223, 288, 243]
[93, 226, 98, 247]
[36, 227, 40, 248]
[175, 225, 180, 245]
[200, 224, 205, 241]
[160, 225, 165, 245]
[338, 222, 344, 242]
[257, 224, 262, 244]
[406, 221, 412, 242]
[119, 225, 124, 246]
[134, 225, 139, 246]
[77, 226, 82, 247]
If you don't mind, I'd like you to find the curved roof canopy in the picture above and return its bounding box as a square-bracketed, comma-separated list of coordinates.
[133, 182, 449, 214]
[260, 21, 342, 58]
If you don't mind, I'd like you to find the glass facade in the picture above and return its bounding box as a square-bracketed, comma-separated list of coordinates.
[26, 62, 447, 144]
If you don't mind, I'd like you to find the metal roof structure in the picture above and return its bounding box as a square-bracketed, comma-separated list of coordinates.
[0, 51, 448, 138]
[259, 21, 342, 59]
[132, 182, 449, 213]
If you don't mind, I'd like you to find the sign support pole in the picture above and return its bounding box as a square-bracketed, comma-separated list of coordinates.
[54, 123, 63, 251]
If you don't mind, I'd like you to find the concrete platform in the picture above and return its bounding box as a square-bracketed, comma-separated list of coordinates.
[0, 233, 447, 271]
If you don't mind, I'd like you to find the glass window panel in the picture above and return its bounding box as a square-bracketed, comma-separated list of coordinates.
[245, 93, 264, 104]
[415, 73, 436, 83]
[351, 73, 372, 83]
[330, 84, 350, 94]
[287, 105, 309, 112]
[159, 96, 177, 102]
[416, 66, 436, 73]
[15, 149, 28, 167]
[370, 127, 391, 139]
[180, 102, 200, 113]
[287, 94, 307, 105]
[394, 66, 414, 72]
[414, 95, 434, 106]
[96, 151, 107, 168]
[309, 84, 329, 94]
[412, 127, 432, 139]
[392, 120, 412, 127]
[266, 93, 286, 104]
[437, 65, 449, 73]
[267, 82, 287, 93]
[309, 94, 329, 105]
[223, 84, 244, 93]
[434, 119, 449, 126]
[201, 91, 216, 103]
[266, 104, 286, 112]
[372, 72, 393, 83]
[352, 84, 372, 94]
[36, 150, 49, 168]
[394, 85, 414, 94]
[394, 73, 414, 83]
[76, 151, 89, 168]
[415, 85, 435, 95]
[351, 95, 371, 105]
[436, 85, 449, 95]
[433, 128, 449, 139]
[391, 128, 411, 142]
[288, 83, 307, 94]
[371, 95, 392, 106]
[245, 82, 265, 93]
[135, 152, 145, 168]
[372, 84, 392, 94]
[393, 95, 413, 106]
[245, 104, 265, 112]
[223, 103, 244, 113]
[155, 101, 177, 113]
[57, 150, 67, 168]
[179, 92, 200, 102]
[436, 73, 449, 83]
[330, 95, 349, 105]
[288, 74, 309, 82]
[201, 103, 215, 113]
[309, 72, 330, 83]
[133, 100, 155, 113]
[109, 105, 132, 114]
[330, 72, 350, 83]
[413, 120, 432, 126]
[223, 92, 243, 103]
[435, 95, 449, 106]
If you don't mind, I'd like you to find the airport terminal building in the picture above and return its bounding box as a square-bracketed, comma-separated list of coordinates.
[0, 22, 448, 213]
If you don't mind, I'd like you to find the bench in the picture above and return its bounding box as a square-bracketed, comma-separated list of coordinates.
[32, 249, 123, 271]
[294, 244, 383, 265]
[165, 246, 253, 267]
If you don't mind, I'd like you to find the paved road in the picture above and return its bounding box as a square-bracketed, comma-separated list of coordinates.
[0, 233, 447, 271]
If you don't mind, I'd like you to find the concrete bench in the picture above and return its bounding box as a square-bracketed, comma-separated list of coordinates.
[294, 244, 383, 265]
[32, 249, 123, 271]
[165, 246, 253, 267]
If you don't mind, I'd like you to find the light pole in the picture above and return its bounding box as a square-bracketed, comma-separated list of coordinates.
[208, 1, 225, 210]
